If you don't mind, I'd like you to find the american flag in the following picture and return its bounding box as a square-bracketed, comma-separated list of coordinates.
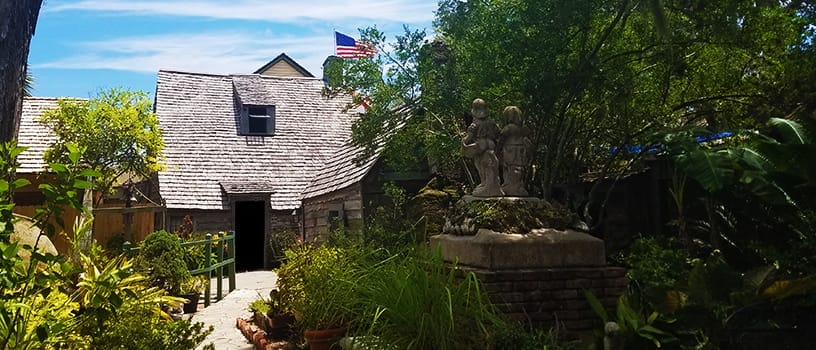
[335, 31, 377, 58]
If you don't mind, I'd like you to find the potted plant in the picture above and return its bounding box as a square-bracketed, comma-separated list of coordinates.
[179, 275, 206, 313]
[134, 230, 191, 296]
[265, 290, 296, 339]
[276, 245, 361, 350]
[249, 297, 272, 328]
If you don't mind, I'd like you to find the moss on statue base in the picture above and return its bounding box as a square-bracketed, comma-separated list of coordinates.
[444, 196, 576, 235]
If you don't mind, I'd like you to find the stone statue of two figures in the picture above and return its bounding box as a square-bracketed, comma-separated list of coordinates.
[462, 98, 532, 197]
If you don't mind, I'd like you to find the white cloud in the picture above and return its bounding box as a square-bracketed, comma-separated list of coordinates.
[34, 31, 334, 76]
[46, 0, 436, 24]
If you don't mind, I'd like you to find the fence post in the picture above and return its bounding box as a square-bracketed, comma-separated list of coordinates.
[204, 233, 212, 307]
[217, 234, 224, 301]
[122, 241, 132, 257]
[228, 233, 236, 292]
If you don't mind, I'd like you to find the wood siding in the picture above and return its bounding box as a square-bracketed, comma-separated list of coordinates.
[258, 62, 308, 77]
[164, 206, 297, 269]
[302, 183, 363, 242]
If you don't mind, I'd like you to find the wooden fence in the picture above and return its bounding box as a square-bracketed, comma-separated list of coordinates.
[123, 232, 236, 307]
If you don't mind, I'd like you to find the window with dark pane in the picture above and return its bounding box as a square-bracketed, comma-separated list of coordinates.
[240, 105, 275, 135]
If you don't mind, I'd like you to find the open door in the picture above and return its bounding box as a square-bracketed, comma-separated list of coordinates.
[234, 200, 266, 271]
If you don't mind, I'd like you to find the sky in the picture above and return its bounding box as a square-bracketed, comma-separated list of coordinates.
[28, 0, 437, 98]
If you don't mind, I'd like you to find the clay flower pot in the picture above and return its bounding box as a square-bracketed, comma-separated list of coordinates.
[303, 327, 347, 350]
[265, 312, 296, 339]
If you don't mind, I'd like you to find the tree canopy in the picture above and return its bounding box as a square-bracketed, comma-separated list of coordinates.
[40, 88, 164, 196]
[326, 0, 816, 199]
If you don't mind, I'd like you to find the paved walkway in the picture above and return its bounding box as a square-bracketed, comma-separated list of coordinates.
[192, 271, 279, 350]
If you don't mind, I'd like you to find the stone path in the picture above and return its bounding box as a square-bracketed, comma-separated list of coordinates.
[192, 271, 278, 350]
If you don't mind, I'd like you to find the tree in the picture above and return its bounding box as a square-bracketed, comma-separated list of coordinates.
[327, 0, 815, 202]
[0, 0, 43, 141]
[40, 88, 164, 198]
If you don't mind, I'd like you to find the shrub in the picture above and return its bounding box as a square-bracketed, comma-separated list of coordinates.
[135, 230, 190, 295]
[268, 228, 298, 266]
[276, 245, 363, 330]
[89, 303, 214, 350]
[625, 236, 690, 292]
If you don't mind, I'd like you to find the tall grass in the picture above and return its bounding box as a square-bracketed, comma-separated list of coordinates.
[355, 251, 500, 349]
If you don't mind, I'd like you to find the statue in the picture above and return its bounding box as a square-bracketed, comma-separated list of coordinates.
[462, 98, 503, 197]
[499, 106, 531, 196]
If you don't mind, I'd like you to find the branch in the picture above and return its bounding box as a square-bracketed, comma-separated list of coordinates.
[672, 94, 764, 111]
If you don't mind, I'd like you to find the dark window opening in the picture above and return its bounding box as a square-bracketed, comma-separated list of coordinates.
[249, 115, 269, 134]
[240, 105, 275, 136]
[328, 209, 346, 231]
[248, 107, 267, 116]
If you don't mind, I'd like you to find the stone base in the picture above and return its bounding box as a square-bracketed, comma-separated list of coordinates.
[430, 229, 605, 269]
[459, 265, 627, 332]
[433, 229, 624, 333]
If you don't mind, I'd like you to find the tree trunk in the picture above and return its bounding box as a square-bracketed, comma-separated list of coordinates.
[0, 0, 43, 142]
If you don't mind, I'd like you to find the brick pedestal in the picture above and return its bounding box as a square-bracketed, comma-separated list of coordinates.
[432, 229, 628, 333]
[461, 265, 626, 332]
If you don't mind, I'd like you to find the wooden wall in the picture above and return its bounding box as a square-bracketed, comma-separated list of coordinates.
[14, 205, 160, 253]
[302, 183, 364, 242]
[259, 62, 305, 77]
[93, 209, 157, 247]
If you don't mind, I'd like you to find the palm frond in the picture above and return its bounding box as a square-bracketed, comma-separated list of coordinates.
[23, 63, 34, 97]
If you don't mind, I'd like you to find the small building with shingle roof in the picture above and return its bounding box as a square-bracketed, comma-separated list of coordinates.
[154, 64, 358, 270]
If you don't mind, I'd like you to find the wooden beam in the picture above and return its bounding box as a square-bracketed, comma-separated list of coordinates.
[92, 206, 165, 214]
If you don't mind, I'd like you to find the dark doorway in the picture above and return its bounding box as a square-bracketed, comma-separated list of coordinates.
[234, 201, 266, 271]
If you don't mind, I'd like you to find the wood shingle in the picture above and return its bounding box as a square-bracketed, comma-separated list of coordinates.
[155, 70, 357, 211]
[17, 97, 72, 174]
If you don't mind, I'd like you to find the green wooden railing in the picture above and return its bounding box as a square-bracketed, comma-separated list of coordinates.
[123, 232, 236, 307]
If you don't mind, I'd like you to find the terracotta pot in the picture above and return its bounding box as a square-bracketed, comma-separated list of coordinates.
[303, 327, 347, 350]
[266, 312, 296, 339]
[267, 312, 295, 329]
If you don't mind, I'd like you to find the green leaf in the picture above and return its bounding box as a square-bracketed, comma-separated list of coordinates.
[79, 169, 102, 178]
[11, 178, 31, 189]
[35, 324, 49, 342]
[48, 163, 69, 174]
[73, 179, 91, 189]
[768, 118, 807, 144]
[584, 290, 609, 323]
[675, 148, 734, 192]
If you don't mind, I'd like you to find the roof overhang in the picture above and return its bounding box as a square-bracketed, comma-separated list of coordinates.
[219, 181, 276, 195]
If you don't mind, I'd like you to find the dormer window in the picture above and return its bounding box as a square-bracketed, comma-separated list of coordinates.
[240, 105, 275, 136]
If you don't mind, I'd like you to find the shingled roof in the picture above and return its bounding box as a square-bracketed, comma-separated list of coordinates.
[155, 70, 357, 210]
[17, 97, 65, 174]
[301, 141, 380, 200]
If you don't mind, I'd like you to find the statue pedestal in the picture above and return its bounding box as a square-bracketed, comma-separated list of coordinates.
[430, 229, 625, 333]
[431, 228, 605, 269]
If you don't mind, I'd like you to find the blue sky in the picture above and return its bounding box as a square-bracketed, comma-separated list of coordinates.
[28, 0, 436, 98]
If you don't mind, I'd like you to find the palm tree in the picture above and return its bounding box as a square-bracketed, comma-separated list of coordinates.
[0, 0, 45, 141]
